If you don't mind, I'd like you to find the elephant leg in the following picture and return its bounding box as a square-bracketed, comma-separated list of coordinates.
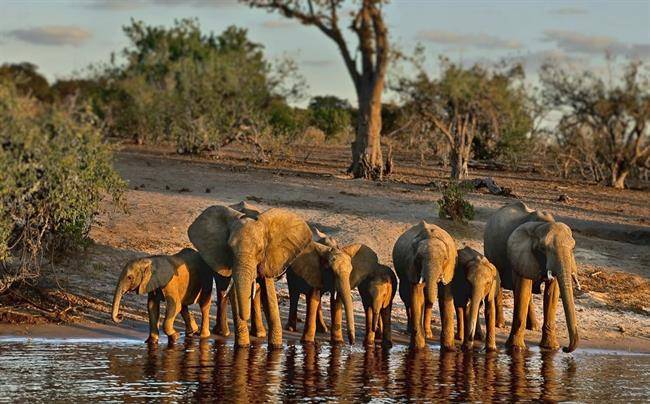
[251, 284, 267, 338]
[261, 278, 282, 348]
[484, 297, 497, 351]
[399, 280, 412, 334]
[163, 296, 181, 343]
[285, 290, 300, 332]
[198, 291, 212, 338]
[439, 284, 456, 352]
[316, 300, 329, 334]
[423, 301, 434, 340]
[180, 305, 199, 336]
[214, 289, 230, 337]
[380, 303, 393, 348]
[462, 304, 474, 352]
[364, 305, 375, 347]
[146, 293, 160, 344]
[301, 288, 321, 344]
[410, 283, 426, 349]
[474, 311, 485, 341]
[330, 292, 344, 344]
[526, 298, 540, 331]
[540, 279, 560, 350]
[455, 306, 464, 342]
[506, 276, 532, 351]
[229, 287, 251, 347]
[495, 288, 506, 328]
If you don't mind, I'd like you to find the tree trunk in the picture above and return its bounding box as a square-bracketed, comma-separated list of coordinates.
[609, 162, 629, 189]
[450, 132, 470, 180]
[350, 90, 383, 179]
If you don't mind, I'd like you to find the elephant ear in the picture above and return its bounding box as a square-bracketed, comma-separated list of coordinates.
[188, 205, 244, 277]
[257, 208, 312, 277]
[291, 243, 328, 289]
[507, 222, 545, 279]
[138, 257, 176, 295]
[343, 244, 379, 288]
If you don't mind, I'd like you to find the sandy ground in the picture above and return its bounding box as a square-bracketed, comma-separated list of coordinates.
[2, 144, 649, 353]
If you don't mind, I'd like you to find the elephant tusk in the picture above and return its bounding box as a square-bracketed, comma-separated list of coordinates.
[546, 270, 554, 281]
[252, 282, 257, 301]
[224, 279, 234, 296]
[572, 273, 582, 291]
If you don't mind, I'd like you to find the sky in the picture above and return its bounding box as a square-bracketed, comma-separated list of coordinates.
[0, 0, 648, 106]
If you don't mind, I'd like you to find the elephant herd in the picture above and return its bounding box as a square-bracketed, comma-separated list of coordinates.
[111, 200, 580, 353]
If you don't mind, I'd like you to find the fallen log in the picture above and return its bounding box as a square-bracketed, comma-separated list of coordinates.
[462, 177, 518, 198]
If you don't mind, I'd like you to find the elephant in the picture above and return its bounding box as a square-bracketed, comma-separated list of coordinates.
[357, 263, 397, 347]
[111, 248, 213, 343]
[188, 204, 312, 347]
[212, 272, 266, 338]
[285, 227, 338, 335]
[393, 221, 457, 350]
[451, 247, 499, 352]
[484, 201, 580, 352]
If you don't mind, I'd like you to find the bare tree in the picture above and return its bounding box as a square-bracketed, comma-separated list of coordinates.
[243, 0, 390, 179]
[541, 60, 650, 189]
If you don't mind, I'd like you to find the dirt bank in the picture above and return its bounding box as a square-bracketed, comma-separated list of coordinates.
[1, 144, 648, 353]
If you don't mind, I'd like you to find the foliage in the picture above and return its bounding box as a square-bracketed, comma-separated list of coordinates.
[437, 181, 475, 223]
[307, 95, 353, 140]
[397, 58, 534, 179]
[0, 63, 51, 102]
[541, 59, 650, 189]
[0, 80, 125, 292]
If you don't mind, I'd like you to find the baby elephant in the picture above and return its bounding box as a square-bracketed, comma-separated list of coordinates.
[358, 264, 397, 347]
[451, 247, 500, 351]
[111, 248, 213, 344]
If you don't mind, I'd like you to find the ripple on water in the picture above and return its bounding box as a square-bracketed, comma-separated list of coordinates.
[0, 339, 649, 402]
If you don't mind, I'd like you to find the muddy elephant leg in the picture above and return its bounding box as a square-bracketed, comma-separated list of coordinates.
[410, 283, 426, 349]
[439, 284, 456, 352]
[364, 305, 375, 347]
[506, 276, 532, 351]
[198, 291, 212, 338]
[423, 301, 434, 340]
[455, 306, 464, 342]
[163, 296, 181, 343]
[146, 293, 160, 344]
[495, 288, 506, 328]
[330, 292, 344, 344]
[381, 303, 393, 348]
[285, 289, 300, 332]
[462, 304, 474, 352]
[229, 288, 251, 347]
[316, 300, 329, 334]
[301, 288, 321, 344]
[484, 297, 497, 351]
[214, 289, 230, 337]
[526, 298, 540, 331]
[180, 305, 199, 336]
[261, 278, 282, 348]
[251, 283, 267, 338]
[540, 279, 560, 350]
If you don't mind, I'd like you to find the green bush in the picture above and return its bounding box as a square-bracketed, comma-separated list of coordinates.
[0, 81, 125, 292]
[437, 181, 475, 223]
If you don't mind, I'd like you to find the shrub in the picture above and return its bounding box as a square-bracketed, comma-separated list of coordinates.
[437, 181, 475, 223]
[0, 81, 125, 292]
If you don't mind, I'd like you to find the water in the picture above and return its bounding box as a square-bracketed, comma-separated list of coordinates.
[1, 338, 649, 402]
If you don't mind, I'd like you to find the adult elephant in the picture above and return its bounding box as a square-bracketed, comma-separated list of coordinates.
[393, 221, 457, 350]
[484, 201, 580, 352]
[188, 205, 311, 348]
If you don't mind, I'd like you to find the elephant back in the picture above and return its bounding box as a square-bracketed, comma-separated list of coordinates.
[484, 202, 554, 290]
[188, 205, 244, 277]
[174, 248, 213, 279]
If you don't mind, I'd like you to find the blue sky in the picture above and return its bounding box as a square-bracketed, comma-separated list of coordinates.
[1, 0, 648, 105]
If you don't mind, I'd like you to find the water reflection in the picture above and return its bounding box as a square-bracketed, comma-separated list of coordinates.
[0, 339, 648, 402]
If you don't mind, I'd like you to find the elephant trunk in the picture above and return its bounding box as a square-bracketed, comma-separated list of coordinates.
[423, 258, 440, 304]
[371, 290, 383, 332]
[233, 259, 256, 322]
[466, 288, 483, 343]
[336, 276, 355, 344]
[112, 282, 126, 323]
[556, 254, 579, 353]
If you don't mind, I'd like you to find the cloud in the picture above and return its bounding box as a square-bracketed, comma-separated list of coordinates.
[415, 30, 522, 50]
[549, 7, 588, 15]
[262, 20, 294, 29]
[302, 59, 336, 67]
[542, 30, 650, 58]
[510, 49, 588, 72]
[85, 0, 238, 9]
[6, 26, 92, 46]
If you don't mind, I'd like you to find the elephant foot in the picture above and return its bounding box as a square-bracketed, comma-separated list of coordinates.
[212, 325, 230, 337]
[410, 335, 426, 350]
[200, 330, 211, 338]
[526, 320, 541, 332]
[316, 323, 329, 334]
[167, 332, 180, 344]
[145, 335, 159, 344]
[301, 338, 316, 345]
[268, 342, 284, 350]
[454, 332, 462, 341]
[364, 337, 375, 347]
[505, 335, 527, 352]
[485, 344, 497, 352]
[440, 343, 456, 352]
[425, 330, 435, 340]
[540, 336, 560, 351]
[381, 339, 393, 349]
[254, 330, 267, 338]
[285, 323, 297, 332]
[496, 319, 506, 329]
[331, 336, 345, 345]
[461, 342, 474, 352]
[185, 327, 199, 337]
